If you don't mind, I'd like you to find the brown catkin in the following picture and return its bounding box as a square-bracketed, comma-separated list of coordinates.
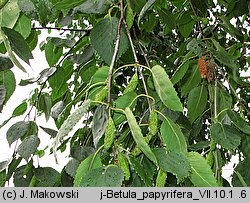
[198, 56, 207, 79]
[206, 60, 215, 82]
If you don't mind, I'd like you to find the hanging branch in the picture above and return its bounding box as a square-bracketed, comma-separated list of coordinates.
[24, 33, 88, 120]
[107, 0, 124, 104]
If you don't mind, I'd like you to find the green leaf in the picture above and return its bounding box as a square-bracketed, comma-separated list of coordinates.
[0, 70, 16, 105]
[0, 85, 6, 111]
[181, 62, 201, 95]
[158, 8, 176, 30]
[0, 29, 27, 72]
[113, 91, 137, 125]
[154, 148, 190, 181]
[51, 101, 65, 119]
[90, 17, 129, 65]
[70, 146, 95, 161]
[65, 159, 80, 177]
[45, 40, 63, 67]
[0, 0, 20, 28]
[128, 155, 152, 186]
[156, 169, 167, 187]
[34, 167, 59, 187]
[138, 0, 157, 26]
[17, 135, 40, 161]
[0, 54, 14, 71]
[54, 0, 87, 10]
[226, 109, 250, 135]
[92, 105, 108, 148]
[210, 122, 241, 151]
[12, 102, 27, 116]
[38, 93, 52, 121]
[125, 107, 157, 164]
[67, 46, 94, 64]
[6, 121, 31, 145]
[2, 27, 33, 64]
[152, 65, 183, 112]
[40, 126, 57, 138]
[74, 0, 109, 14]
[104, 116, 116, 150]
[160, 116, 187, 152]
[53, 100, 91, 156]
[178, 11, 195, 38]
[187, 152, 218, 187]
[211, 39, 238, 70]
[17, 0, 36, 17]
[171, 61, 190, 85]
[125, 5, 134, 29]
[0, 160, 9, 172]
[187, 85, 208, 123]
[232, 157, 250, 187]
[14, 14, 31, 39]
[77, 165, 124, 187]
[13, 165, 33, 187]
[74, 153, 102, 186]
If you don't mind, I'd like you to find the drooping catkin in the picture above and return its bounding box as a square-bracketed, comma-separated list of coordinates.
[198, 56, 207, 79]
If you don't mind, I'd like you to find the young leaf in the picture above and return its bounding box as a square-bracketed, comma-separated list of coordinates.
[125, 107, 158, 164]
[90, 17, 129, 65]
[187, 152, 218, 187]
[187, 85, 208, 123]
[154, 148, 190, 181]
[77, 165, 124, 187]
[17, 135, 40, 161]
[160, 117, 187, 153]
[2, 27, 33, 64]
[104, 116, 116, 150]
[92, 105, 108, 148]
[74, 153, 102, 187]
[151, 65, 183, 112]
[53, 100, 91, 157]
[210, 123, 241, 151]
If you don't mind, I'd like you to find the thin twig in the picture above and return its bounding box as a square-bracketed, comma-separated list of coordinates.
[32, 26, 92, 32]
[107, 0, 124, 104]
[132, 28, 152, 111]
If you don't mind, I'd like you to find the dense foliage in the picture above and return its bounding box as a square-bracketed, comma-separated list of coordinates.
[0, 0, 250, 187]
